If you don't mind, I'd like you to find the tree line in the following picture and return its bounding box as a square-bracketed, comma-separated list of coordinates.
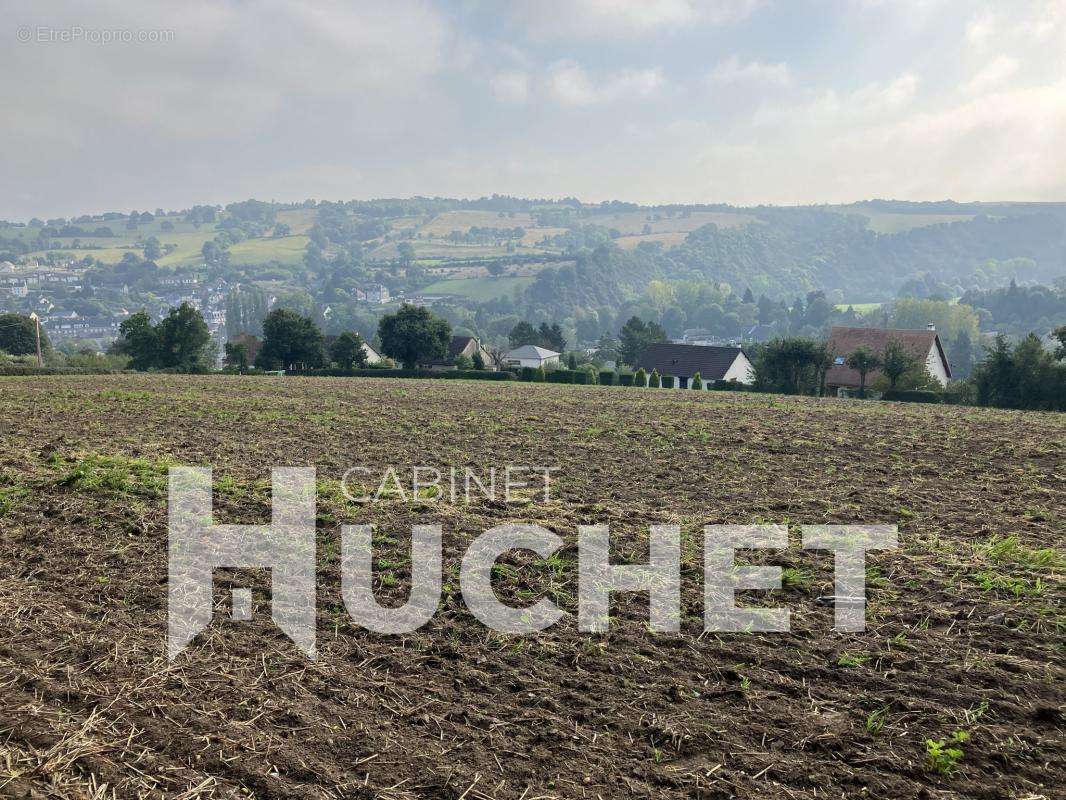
[224, 303, 466, 372]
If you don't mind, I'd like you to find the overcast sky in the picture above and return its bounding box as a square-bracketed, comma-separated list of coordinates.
[3, 0, 1065, 220]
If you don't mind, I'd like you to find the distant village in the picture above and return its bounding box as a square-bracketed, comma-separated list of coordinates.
[0, 258, 395, 357]
[0, 255, 791, 379]
[0, 255, 1005, 398]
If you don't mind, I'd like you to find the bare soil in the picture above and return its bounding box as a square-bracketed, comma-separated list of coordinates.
[0, 375, 1062, 799]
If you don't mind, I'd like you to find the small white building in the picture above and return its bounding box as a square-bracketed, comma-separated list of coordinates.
[363, 341, 383, 365]
[364, 284, 391, 304]
[504, 345, 561, 369]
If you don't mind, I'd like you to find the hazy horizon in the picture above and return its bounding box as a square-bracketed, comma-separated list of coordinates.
[4, 0, 1066, 219]
[5, 194, 1066, 227]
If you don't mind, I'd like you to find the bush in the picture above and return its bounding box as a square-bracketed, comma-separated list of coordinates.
[883, 389, 942, 404]
[633, 368, 647, 387]
[549, 369, 587, 384]
[534, 365, 546, 382]
[649, 369, 661, 388]
[0, 365, 125, 376]
[289, 368, 514, 381]
[943, 380, 976, 406]
[691, 371, 702, 390]
[710, 379, 751, 392]
[437, 370, 513, 381]
[519, 366, 537, 382]
[661, 375, 675, 389]
[599, 370, 615, 386]
[619, 373, 634, 387]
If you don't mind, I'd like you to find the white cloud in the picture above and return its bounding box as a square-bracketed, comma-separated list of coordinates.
[1016, 1, 1066, 42]
[0, 0, 463, 217]
[852, 73, 919, 111]
[754, 73, 920, 131]
[707, 56, 791, 88]
[679, 63, 1066, 206]
[963, 55, 1020, 95]
[966, 2, 1066, 50]
[2, 0, 1065, 218]
[964, 7, 997, 49]
[507, 0, 761, 40]
[545, 60, 665, 106]
[490, 71, 531, 104]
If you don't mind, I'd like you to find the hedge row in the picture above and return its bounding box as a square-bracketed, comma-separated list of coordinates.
[290, 368, 514, 381]
[0, 365, 126, 376]
[708, 379, 753, 392]
[882, 389, 942, 404]
[513, 368, 603, 384]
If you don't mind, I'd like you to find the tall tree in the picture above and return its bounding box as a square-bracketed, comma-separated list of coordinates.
[947, 331, 975, 380]
[224, 341, 249, 372]
[973, 335, 1016, 408]
[256, 308, 326, 370]
[143, 236, 162, 261]
[0, 313, 50, 357]
[754, 337, 825, 395]
[595, 332, 621, 364]
[330, 331, 369, 369]
[618, 316, 667, 366]
[881, 339, 917, 390]
[225, 285, 269, 339]
[891, 299, 979, 346]
[846, 346, 882, 397]
[538, 322, 566, 352]
[508, 321, 539, 349]
[1054, 325, 1066, 360]
[157, 303, 213, 372]
[377, 304, 450, 369]
[111, 310, 158, 370]
[972, 333, 1066, 411]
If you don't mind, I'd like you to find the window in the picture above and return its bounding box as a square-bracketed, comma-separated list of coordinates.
[834, 356, 845, 365]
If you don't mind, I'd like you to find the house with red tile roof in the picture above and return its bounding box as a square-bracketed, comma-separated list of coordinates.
[825, 325, 951, 392]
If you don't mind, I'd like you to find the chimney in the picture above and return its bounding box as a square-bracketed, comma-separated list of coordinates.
[926, 323, 936, 331]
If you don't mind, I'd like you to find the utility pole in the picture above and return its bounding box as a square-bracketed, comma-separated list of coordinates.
[29, 311, 42, 367]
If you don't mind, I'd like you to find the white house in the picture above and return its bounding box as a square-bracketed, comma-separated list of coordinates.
[504, 345, 561, 369]
[635, 343, 755, 388]
[363, 341, 383, 365]
[364, 284, 391, 304]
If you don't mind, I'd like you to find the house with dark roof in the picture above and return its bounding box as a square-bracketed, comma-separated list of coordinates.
[635, 342, 755, 387]
[421, 335, 494, 370]
[825, 325, 951, 392]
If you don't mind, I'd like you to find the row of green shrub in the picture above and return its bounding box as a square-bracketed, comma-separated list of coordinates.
[882, 389, 942, 404]
[512, 367, 756, 392]
[0, 365, 127, 376]
[516, 367, 600, 384]
[290, 368, 515, 381]
[709, 379, 752, 392]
